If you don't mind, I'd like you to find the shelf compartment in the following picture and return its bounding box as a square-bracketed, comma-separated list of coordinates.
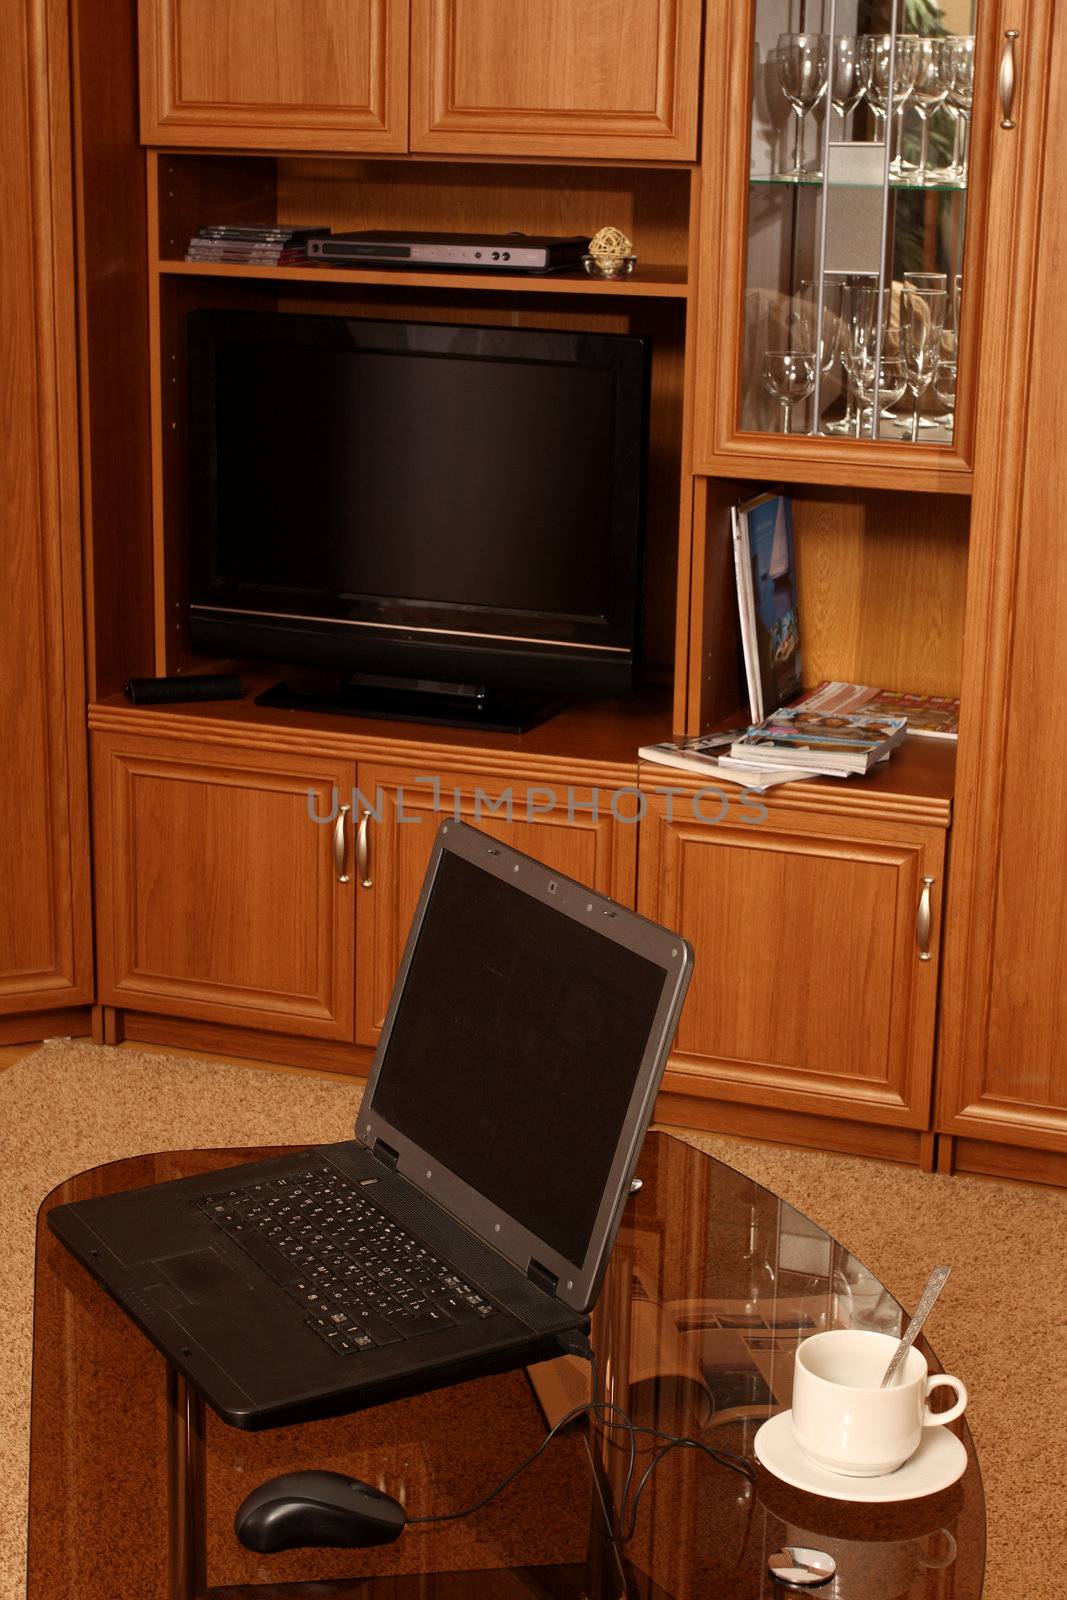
[158, 259, 689, 298]
[684, 476, 969, 738]
[153, 152, 692, 286]
[150, 270, 687, 693]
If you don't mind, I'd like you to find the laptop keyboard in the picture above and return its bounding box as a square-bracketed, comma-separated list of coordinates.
[197, 1163, 497, 1357]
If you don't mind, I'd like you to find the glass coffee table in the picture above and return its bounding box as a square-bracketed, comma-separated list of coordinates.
[27, 1132, 984, 1597]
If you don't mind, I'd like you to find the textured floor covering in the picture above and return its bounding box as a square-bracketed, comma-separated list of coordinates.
[2, 1039, 1064, 1598]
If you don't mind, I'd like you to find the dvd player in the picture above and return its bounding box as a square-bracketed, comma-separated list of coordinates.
[307, 231, 590, 274]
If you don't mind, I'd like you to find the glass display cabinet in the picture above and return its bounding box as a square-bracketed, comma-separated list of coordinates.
[695, 0, 1004, 486]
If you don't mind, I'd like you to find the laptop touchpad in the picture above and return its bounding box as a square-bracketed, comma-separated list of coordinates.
[157, 1248, 255, 1303]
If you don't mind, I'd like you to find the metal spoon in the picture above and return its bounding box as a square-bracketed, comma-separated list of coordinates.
[880, 1264, 952, 1388]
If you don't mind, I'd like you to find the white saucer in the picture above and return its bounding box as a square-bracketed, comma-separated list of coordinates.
[753, 1410, 968, 1503]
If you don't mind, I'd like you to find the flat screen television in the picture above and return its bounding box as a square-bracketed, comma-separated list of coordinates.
[186, 310, 650, 731]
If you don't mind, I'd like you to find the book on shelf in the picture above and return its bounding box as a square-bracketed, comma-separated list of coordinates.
[731, 491, 802, 723]
[637, 732, 825, 789]
[795, 680, 960, 740]
[729, 705, 907, 775]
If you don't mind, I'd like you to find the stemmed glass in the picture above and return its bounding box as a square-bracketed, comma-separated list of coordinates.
[846, 351, 908, 438]
[890, 36, 921, 177]
[775, 33, 829, 180]
[943, 36, 975, 184]
[932, 355, 957, 432]
[790, 281, 845, 431]
[934, 36, 975, 182]
[823, 279, 880, 435]
[861, 34, 919, 166]
[762, 350, 817, 433]
[903, 274, 948, 427]
[909, 37, 948, 185]
[898, 287, 948, 440]
[829, 35, 866, 135]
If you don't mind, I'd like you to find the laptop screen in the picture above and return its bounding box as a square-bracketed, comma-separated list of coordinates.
[370, 851, 669, 1268]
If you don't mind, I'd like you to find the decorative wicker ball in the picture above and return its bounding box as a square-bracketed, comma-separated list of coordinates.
[588, 225, 635, 262]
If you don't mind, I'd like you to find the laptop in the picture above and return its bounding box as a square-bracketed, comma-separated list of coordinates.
[49, 820, 692, 1430]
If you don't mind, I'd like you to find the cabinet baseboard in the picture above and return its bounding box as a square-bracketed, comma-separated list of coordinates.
[654, 1091, 927, 1167]
[0, 1008, 93, 1046]
[118, 1010, 375, 1079]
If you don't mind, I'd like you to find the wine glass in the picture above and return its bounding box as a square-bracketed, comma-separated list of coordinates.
[909, 37, 948, 185]
[898, 286, 948, 440]
[762, 350, 817, 433]
[845, 351, 907, 438]
[823, 278, 881, 435]
[861, 33, 919, 163]
[790, 282, 844, 373]
[932, 355, 957, 432]
[829, 35, 866, 134]
[791, 281, 846, 430]
[775, 33, 829, 181]
[890, 35, 921, 176]
[902, 275, 948, 426]
[942, 36, 975, 182]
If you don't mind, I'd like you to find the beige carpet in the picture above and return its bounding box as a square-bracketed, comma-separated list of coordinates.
[3, 1040, 1064, 1598]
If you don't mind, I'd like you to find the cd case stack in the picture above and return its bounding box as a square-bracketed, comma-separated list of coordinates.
[185, 225, 330, 265]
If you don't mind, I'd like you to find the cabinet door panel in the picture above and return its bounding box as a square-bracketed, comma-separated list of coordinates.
[139, 0, 409, 149]
[638, 803, 945, 1127]
[0, 0, 92, 1015]
[937, 0, 1067, 1154]
[354, 765, 636, 1045]
[95, 738, 356, 1038]
[411, 0, 702, 159]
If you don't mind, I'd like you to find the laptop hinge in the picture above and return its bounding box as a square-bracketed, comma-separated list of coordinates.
[527, 1259, 559, 1297]
[373, 1139, 400, 1171]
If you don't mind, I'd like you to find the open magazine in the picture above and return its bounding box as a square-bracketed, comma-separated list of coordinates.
[796, 680, 960, 740]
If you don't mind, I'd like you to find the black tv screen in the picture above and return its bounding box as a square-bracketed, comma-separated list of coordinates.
[187, 312, 649, 708]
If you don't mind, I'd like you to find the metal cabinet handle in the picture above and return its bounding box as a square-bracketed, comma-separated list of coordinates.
[356, 810, 373, 889]
[916, 875, 935, 962]
[333, 803, 351, 883]
[1000, 29, 1020, 129]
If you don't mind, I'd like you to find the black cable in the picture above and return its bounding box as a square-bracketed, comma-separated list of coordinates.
[620, 1434, 755, 1542]
[406, 1397, 638, 1527]
[407, 1349, 755, 1540]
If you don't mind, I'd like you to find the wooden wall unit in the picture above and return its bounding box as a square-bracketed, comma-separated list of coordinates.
[0, 0, 93, 1032]
[54, 0, 1067, 1186]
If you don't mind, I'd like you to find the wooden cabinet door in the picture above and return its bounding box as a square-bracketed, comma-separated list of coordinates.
[94, 736, 357, 1038]
[0, 0, 93, 1021]
[637, 799, 946, 1130]
[936, 2, 1067, 1163]
[353, 763, 637, 1045]
[138, 0, 409, 150]
[410, 0, 702, 159]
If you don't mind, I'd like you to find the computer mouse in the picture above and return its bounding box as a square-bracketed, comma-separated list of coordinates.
[235, 1469, 407, 1551]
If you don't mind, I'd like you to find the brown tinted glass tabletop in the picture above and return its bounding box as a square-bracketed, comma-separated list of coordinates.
[27, 1132, 984, 1598]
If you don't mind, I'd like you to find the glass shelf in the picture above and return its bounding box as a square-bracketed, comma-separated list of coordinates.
[750, 172, 967, 193]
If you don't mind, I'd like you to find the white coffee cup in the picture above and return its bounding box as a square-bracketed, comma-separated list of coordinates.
[791, 1328, 967, 1477]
